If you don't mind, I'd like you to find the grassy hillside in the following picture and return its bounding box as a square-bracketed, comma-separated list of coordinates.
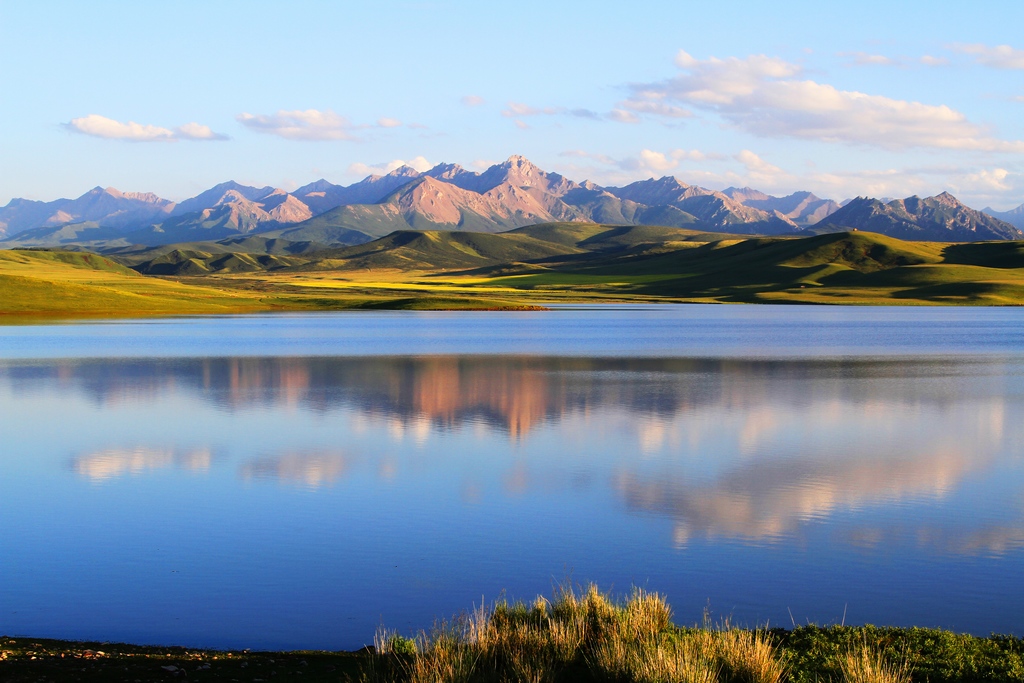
[126, 223, 734, 275]
[0, 248, 545, 320]
[0, 249, 282, 318]
[4, 228, 1024, 319]
[270, 229, 1024, 306]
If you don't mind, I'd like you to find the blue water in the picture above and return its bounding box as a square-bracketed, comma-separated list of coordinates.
[1, 305, 1023, 650]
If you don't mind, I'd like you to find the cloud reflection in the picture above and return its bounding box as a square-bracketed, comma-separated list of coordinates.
[71, 447, 212, 482]
[239, 450, 353, 489]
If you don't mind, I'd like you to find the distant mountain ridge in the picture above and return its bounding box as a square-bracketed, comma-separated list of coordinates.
[983, 202, 1024, 230]
[817, 192, 1021, 241]
[1, 156, 1020, 248]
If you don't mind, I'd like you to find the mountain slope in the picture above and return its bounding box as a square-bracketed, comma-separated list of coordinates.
[0, 187, 173, 238]
[983, 202, 1024, 230]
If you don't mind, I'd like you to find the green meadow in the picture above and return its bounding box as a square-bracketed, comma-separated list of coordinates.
[3, 226, 1024, 320]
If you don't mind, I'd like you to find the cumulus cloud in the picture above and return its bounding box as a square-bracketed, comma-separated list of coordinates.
[958, 168, 1011, 192]
[621, 50, 1024, 152]
[461, 95, 485, 107]
[175, 122, 228, 140]
[920, 55, 950, 67]
[735, 149, 783, 175]
[347, 156, 432, 176]
[237, 109, 358, 141]
[65, 114, 227, 142]
[377, 117, 402, 128]
[952, 43, 1024, 70]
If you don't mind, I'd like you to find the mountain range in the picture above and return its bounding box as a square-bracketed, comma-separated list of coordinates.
[1, 155, 1021, 249]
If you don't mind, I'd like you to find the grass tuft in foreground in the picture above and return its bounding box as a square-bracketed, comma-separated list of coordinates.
[841, 643, 912, 683]
[360, 584, 789, 683]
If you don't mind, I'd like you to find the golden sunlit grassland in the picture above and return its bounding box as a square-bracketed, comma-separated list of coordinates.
[206, 230, 1024, 307]
[0, 250, 545, 321]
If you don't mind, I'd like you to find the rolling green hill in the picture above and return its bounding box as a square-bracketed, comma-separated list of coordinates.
[125, 223, 733, 275]
[6, 228, 1024, 316]
[476, 231, 1024, 304]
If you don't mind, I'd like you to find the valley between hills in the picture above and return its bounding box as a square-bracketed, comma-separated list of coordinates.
[3, 224, 1024, 320]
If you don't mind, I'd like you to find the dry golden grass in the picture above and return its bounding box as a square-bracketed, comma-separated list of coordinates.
[840, 644, 912, 683]
[359, 585, 790, 683]
[716, 629, 787, 683]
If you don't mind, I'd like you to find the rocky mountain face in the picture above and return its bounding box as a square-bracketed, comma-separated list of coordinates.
[2, 157, 1021, 248]
[820, 192, 1022, 241]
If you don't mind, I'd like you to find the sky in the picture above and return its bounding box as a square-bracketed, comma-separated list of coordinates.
[2, 0, 1023, 210]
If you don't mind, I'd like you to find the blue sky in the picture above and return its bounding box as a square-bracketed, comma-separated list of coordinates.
[2, 0, 1023, 209]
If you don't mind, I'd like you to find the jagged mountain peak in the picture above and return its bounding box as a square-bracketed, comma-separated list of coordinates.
[386, 165, 421, 179]
[822, 190, 1022, 241]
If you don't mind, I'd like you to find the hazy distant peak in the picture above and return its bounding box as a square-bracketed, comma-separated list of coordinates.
[295, 178, 340, 195]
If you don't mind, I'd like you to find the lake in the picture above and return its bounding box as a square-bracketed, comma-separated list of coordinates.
[1, 305, 1023, 650]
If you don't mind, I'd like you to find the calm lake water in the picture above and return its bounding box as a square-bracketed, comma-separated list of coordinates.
[1, 305, 1023, 650]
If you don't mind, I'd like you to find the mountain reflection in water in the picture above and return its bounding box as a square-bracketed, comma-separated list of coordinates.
[3, 350, 1024, 647]
[8, 354, 1019, 554]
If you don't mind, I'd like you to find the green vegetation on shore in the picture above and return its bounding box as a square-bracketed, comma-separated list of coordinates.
[3, 225, 1024, 320]
[4, 587, 1024, 682]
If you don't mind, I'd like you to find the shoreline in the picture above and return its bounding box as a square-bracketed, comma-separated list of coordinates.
[4, 623, 1023, 682]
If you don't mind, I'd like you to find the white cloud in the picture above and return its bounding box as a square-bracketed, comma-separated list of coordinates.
[461, 95, 485, 107]
[175, 122, 228, 140]
[838, 51, 897, 66]
[377, 117, 402, 128]
[347, 156, 432, 176]
[514, 120, 529, 130]
[65, 114, 227, 142]
[623, 50, 1024, 152]
[236, 109, 356, 141]
[562, 148, 720, 174]
[952, 43, 1024, 70]
[920, 55, 950, 67]
[735, 150, 783, 176]
[618, 100, 692, 118]
[502, 101, 564, 117]
[959, 168, 1011, 192]
[607, 109, 640, 124]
